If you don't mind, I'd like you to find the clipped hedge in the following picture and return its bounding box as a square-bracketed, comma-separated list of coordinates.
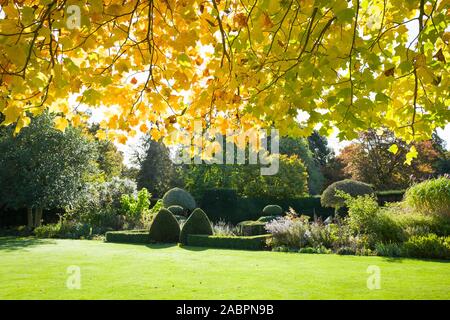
[199, 190, 334, 223]
[187, 234, 271, 250]
[376, 190, 405, 205]
[105, 230, 149, 244]
[162, 187, 196, 211]
[262, 205, 283, 216]
[149, 208, 180, 243]
[180, 208, 213, 244]
[237, 220, 267, 236]
[200, 189, 239, 222]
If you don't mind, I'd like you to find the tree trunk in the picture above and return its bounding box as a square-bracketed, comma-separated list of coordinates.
[34, 207, 43, 227]
[27, 207, 34, 229]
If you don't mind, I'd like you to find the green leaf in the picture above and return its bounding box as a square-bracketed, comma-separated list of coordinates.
[177, 54, 191, 68]
[336, 8, 355, 23]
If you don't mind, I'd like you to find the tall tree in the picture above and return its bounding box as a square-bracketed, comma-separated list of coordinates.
[134, 137, 181, 198]
[0, 1, 448, 162]
[0, 113, 96, 227]
[338, 129, 442, 190]
[307, 131, 333, 167]
[280, 136, 324, 194]
[95, 140, 124, 180]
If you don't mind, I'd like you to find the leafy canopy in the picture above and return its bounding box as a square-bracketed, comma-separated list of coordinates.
[0, 0, 449, 161]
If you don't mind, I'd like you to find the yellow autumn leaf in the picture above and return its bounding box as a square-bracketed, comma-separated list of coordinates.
[388, 144, 399, 155]
[14, 116, 31, 135]
[54, 116, 69, 132]
[404, 146, 418, 165]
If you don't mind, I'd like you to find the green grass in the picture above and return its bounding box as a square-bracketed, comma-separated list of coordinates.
[0, 237, 449, 299]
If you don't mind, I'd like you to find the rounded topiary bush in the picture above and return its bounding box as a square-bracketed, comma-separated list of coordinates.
[167, 205, 185, 216]
[148, 208, 180, 243]
[262, 205, 283, 216]
[404, 177, 450, 218]
[180, 208, 213, 244]
[321, 179, 374, 209]
[162, 187, 196, 211]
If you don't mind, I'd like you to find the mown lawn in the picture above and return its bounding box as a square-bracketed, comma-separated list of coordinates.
[0, 237, 449, 300]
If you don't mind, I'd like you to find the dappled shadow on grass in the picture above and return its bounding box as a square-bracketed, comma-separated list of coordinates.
[0, 236, 56, 252]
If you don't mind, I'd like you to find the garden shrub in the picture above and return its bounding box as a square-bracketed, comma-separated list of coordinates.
[212, 220, 238, 236]
[321, 179, 374, 209]
[34, 221, 92, 239]
[167, 205, 185, 216]
[105, 230, 149, 244]
[0, 225, 32, 237]
[375, 242, 403, 257]
[402, 234, 450, 260]
[148, 208, 180, 243]
[67, 177, 138, 230]
[308, 221, 340, 249]
[257, 215, 279, 223]
[180, 208, 213, 244]
[404, 177, 450, 218]
[383, 203, 450, 237]
[264, 214, 311, 249]
[187, 234, 271, 250]
[237, 220, 267, 236]
[336, 246, 357, 255]
[344, 194, 405, 246]
[262, 205, 283, 216]
[162, 187, 196, 211]
[120, 188, 151, 228]
[298, 246, 331, 254]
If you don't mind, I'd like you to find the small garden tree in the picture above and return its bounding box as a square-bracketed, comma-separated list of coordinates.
[321, 179, 374, 212]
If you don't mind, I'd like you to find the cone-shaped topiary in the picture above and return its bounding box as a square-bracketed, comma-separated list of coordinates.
[180, 208, 213, 244]
[167, 205, 185, 216]
[149, 208, 180, 243]
[162, 187, 196, 211]
[262, 205, 283, 216]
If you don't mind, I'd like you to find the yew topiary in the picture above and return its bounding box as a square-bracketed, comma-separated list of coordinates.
[162, 187, 196, 211]
[148, 208, 180, 243]
[180, 208, 213, 244]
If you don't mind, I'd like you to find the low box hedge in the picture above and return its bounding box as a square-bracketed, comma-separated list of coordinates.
[376, 190, 405, 205]
[105, 230, 149, 244]
[187, 234, 271, 250]
[237, 220, 267, 236]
